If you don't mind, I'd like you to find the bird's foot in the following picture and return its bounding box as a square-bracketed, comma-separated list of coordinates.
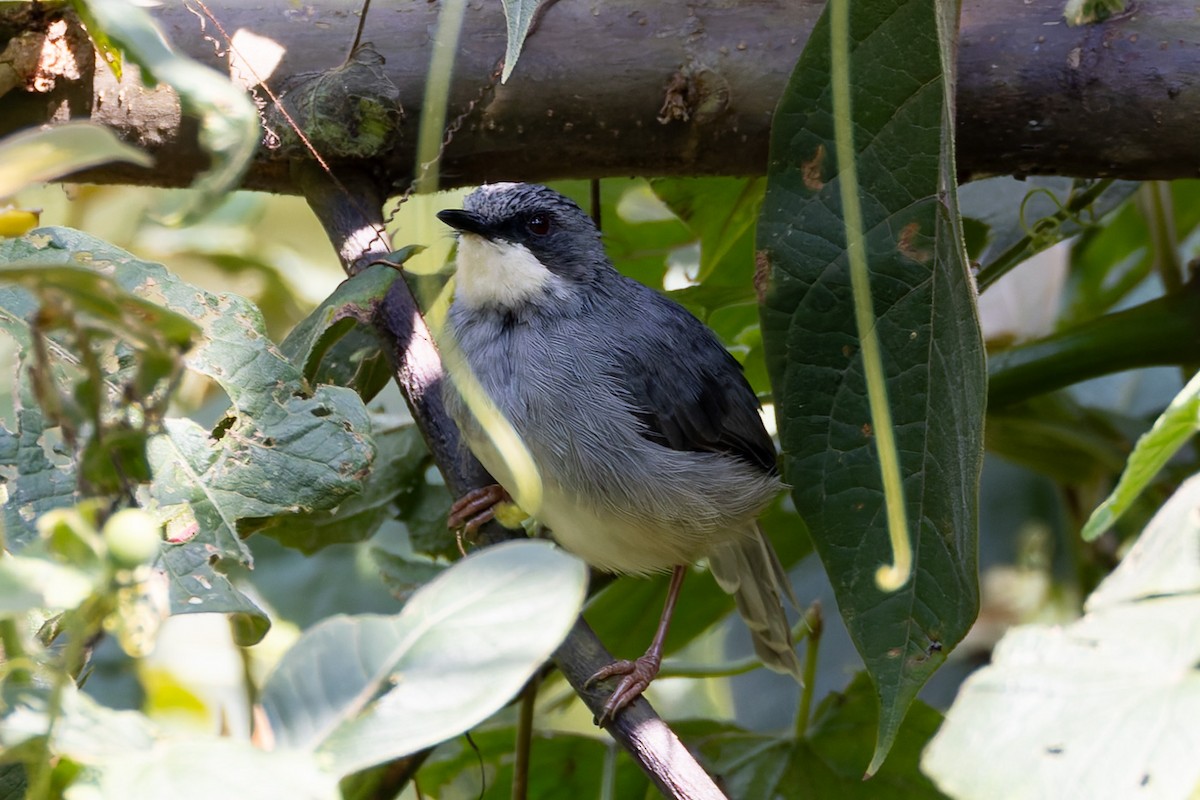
[585, 653, 662, 726]
[448, 484, 511, 552]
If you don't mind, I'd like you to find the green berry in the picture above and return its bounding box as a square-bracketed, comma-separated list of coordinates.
[102, 509, 162, 567]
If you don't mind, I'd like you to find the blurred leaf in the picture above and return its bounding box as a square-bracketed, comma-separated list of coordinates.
[985, 395, 1129, 484]
[651, 177, 765, 285]
[1064, 180, 1200, 326]
[396, 474, 456, 560]
[253, 421, 427, 555]
[94, 739, 339, 800]
[988, 278, 1200, 409]
[279, 263, 402, 403]
[372, 549, 446, 601]
[260, 540, 587, 777]
[758, 0, 982, 772]
[418, 727, 650, 799]
[0, 683, 157, 762]
[499, 0, 546, 83]
[1083, 370, 1200, 540]
[960, 177, 1137, 291]
[78, 0, 258, 221]
[0, 553, 97, 613]
[681, 672, 946, 798]
[0, 123, 151, 198]
[923, 475, 1200, 800]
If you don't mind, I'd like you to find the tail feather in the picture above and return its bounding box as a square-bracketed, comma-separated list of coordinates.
[708, 528, 804, 681]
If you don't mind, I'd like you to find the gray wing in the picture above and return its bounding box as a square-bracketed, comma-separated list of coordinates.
[608, 288, 778, 475]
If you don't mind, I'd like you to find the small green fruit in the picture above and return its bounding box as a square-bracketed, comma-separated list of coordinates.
[102, 509, 162, 567]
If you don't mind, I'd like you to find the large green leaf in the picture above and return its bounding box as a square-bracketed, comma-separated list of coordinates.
[0, 228, 373, 640]
[923, 475, 1200, 800]
[758, 0, 983, 773]
[681, 672, 946, 798]
[260, 540, 587, 777]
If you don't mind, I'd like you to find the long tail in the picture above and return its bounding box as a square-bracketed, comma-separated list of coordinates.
[707, 526, 804, 680]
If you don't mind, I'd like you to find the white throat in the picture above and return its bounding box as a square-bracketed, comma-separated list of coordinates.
[453, 234, 563, 309]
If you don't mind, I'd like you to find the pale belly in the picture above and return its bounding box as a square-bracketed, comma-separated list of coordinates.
[465, 430, 713, 576]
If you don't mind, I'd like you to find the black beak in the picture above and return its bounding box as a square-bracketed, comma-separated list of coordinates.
[437, 209, 491, 237]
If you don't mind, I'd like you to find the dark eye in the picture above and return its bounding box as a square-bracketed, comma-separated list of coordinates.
[526, 214, 551, 236]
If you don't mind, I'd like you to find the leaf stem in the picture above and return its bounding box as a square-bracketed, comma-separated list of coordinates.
[795, 602, 823, 739]
[976, 179, 1115, 292]
[829, 0, 912, 591]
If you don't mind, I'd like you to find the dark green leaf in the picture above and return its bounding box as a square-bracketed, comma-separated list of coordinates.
[681, 672, 946, 799]
[418, 727, 650, 799]
[279, 263, 402, 402]
[254, 421, 427, 554]
[160, 545, 268, 646]
[758, 0, 982, 771]
[0, 408, 77, 552]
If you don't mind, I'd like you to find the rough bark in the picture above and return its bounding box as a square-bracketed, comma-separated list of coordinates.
[1, 0, 1195, 192]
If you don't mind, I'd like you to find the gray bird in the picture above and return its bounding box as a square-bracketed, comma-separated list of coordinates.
[437, 182, 802, 722]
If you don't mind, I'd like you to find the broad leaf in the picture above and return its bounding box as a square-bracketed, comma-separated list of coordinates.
[0, 229, 372, 638]
[279, 262, 403, 403]
[758, 0, 983, 772]
[260, 540, 587, 777]
[0, 408, 77, 551]
[923, 475, 1200, 800]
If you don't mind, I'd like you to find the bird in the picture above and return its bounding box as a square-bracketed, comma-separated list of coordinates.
[436, 182, 802, 723]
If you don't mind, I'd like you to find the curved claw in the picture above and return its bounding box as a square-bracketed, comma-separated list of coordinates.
[448, 484, 510, 534]
[587, 654, 661, 726]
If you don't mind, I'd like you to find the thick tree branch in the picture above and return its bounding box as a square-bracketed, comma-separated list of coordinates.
[2, 0, 1198, 190]
[300, 165, 727, 800]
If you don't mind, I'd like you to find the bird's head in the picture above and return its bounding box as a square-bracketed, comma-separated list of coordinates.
[438, 183, 609, 311]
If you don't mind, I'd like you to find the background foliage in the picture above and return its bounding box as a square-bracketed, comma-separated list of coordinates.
[2, 0, 1199, 798]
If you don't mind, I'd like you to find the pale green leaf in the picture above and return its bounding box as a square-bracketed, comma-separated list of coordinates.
[261, 540, 587, 777]
[500, 0, 546, 83]
[78, 0, 259, 221]
[1082, 369, 1200, 540]
[0, 553, 96, 612]
[0, 122, 150, 198]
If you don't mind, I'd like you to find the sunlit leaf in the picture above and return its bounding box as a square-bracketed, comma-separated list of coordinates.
[0, 122, 150, 198]
[1082, 369, 1200, 540]
[78, 0, 258, 221]
[260, 540, 587, 777]
[923, 476, 1200, 800]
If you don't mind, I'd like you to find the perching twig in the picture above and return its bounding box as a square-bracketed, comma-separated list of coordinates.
[299, 164, 727, 800]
